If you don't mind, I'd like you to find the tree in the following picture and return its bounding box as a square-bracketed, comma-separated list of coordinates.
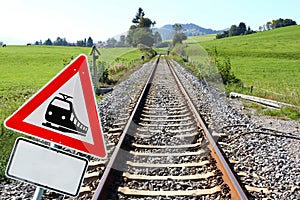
[132, 7, 145, 25]
[44, 38, 52, 45]
[87, 37, 93, 47]
[229, 25, 239, 36]
[133, 29, 154, 47]
[126, 8, 155, 47]
[272, 18, 297, 29]
[120, 35, 126, 44]
[139, 17, 155, 29]
[153, 32, 162, 44]
[217, 22, 255, 39]
[126, 25, 137, 46]
[172, 32, 187, 46]
[172, 23, 183, 32]
[283, 18, 296, 26]
[54, 37, 63, 46]
[245, 26, 255, 35]
[62, 38, 68, 46]
[107, 38, 117, 48]
[238, 22, 247, 35]
[265, 18, 297, 30]
[216, 31, 229, 39]
[77, 40, 84, 46]
[116, 35, 126, 47]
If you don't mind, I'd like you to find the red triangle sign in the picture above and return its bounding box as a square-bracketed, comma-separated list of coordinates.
[5, 55, 106, 158]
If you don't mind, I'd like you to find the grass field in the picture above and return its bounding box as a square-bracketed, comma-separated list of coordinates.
[0, 45, 142, 182]
[184, 25, 300, 106]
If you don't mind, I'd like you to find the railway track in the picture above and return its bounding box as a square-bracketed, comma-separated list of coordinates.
[91, 56, 247, 200]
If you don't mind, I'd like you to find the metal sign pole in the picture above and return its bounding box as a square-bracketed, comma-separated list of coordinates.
[32, 142, 61, 200]
[32, 187, 44, 200]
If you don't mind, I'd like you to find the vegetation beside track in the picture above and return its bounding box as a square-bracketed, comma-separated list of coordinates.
[194, 25, 300, 106]
[172, 25, 300, 120]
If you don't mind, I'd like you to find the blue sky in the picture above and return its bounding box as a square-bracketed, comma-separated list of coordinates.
[1, 0, 299, 44]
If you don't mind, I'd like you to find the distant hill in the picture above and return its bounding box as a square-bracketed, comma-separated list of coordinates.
[156, 23, 225, 40]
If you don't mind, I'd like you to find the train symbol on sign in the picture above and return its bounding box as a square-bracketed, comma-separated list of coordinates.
[42, 93, 88, 136]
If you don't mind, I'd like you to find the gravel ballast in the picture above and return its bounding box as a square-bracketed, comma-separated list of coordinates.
[172, 60, 300, 199]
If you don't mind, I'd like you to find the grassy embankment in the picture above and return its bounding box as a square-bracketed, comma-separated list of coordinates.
[182, 25, 300, 119]
[0, 45, 143, 182]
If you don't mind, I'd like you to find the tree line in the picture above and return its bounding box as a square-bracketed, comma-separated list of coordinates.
[34, 36, 94, 47]
[216, 22, 255, 39]
[33, 8, 188, 48]
[259, 18, 297, 31]
[217, 18, 297, 39]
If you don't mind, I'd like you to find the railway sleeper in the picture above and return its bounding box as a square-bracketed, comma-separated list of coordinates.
[142, 109, 189, 115]
[127, 165, 218, 177]
[139, 116, 192, 122]
[126, 160, 211, 168]
[121, 175, 224, 192]
[141, 113, 190, 119]
[142, 105, 188, 111]
[129, 149, 206, 157]
[138, 121, 195, 127]
[131, 142, 202, 149]
[130, 154, 211, 164]
[134, 130, 200, 139]
[122, 171, 216, 180]
[118, 185, 224, 196]
[136, 126, 197, 133]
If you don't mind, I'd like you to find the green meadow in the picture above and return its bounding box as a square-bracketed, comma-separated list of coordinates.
[186, 25, 300, 106]
[0, 45, 142, 182]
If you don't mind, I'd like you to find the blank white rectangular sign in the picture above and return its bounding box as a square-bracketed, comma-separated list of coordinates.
[6, 138, 88, 197]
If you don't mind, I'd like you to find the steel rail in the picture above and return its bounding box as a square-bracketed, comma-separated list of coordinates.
[92, 56, 160, 200]
[165, 58, 248, 200]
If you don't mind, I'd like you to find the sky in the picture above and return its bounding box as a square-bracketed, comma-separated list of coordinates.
[0, 0, 299, 45]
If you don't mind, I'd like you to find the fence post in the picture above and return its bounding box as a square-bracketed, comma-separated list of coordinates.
[250, 85, 253, 94]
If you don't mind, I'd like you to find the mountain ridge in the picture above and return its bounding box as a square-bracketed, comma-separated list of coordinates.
[156, 23, 226, 40]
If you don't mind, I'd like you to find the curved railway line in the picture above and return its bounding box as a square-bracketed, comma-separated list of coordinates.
[90, 56, 247, 199]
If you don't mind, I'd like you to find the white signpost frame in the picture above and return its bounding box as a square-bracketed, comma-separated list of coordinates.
[6, 137, 88, 197]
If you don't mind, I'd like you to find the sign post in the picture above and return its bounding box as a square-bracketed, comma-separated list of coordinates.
[90, 45, 101, 90]
[33, 187, 44, 200]
[32, 142, 61, 200]
[4, 55, 107, 198]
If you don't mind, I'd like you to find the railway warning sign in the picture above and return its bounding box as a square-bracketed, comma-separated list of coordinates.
[4, 55, 106, 158]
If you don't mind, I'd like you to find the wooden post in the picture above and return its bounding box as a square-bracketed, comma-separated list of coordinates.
[89, 46, 101, 90]
[250, 85, 253, 94]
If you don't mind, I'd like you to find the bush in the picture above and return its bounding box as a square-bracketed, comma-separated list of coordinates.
[137, 43, 157, 59]
[172, 33, 187, 46]
[209, 47, 242, 85]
